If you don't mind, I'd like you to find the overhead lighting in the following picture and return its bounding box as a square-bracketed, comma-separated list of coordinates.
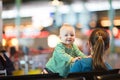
[101, 19, 120, 27]
[72, 1, 120, 12]
[101, 20, 111, 27]
[51, 0, 63, 6]
[32, 12, 53, 28]
[2, 1, 120, 19]
[114, 20, 120, 26]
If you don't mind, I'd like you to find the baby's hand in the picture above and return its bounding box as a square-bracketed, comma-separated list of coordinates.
[71, 57, 77, 62]
[77, 57, 81, 60]
[71, 57, 81, 62]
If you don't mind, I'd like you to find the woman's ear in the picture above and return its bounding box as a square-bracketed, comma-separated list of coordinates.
[87, 41, 90, 48]
[87, 41, 92, 51]
[106, 44, 110, 50]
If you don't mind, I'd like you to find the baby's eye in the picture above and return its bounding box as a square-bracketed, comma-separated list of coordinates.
[65, 34, 68, 36]
[71, 34, 74, 36]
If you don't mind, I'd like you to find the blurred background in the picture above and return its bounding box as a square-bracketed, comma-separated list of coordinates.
[0, 0, 120, 75]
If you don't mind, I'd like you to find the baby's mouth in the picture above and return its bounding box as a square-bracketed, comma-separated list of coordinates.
[67, 40, 72, 42]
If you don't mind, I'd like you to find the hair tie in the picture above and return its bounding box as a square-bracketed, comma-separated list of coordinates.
[98, 36, 102, 39]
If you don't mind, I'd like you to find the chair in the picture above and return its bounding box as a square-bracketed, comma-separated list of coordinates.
[67, 69, 120, 80]
[0, 73, 62, 80]
[0, 75, 85, 80]
[62, 77, 86, 80]
[95, 73, 120, 80]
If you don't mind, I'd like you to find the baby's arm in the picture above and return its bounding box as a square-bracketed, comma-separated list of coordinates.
[71, 57, 81, 63]
[73, 44, 87, 58]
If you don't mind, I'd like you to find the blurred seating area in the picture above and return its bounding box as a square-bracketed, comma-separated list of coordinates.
[0, 68, 120, 80]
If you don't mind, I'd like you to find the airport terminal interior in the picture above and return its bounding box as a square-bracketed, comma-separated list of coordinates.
[0, 0, 120, 77]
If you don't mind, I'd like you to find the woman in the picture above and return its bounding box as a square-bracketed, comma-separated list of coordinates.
[70, 28, 112, 73]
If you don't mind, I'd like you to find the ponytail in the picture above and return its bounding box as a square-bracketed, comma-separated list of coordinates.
[92, 36, 107, 71]
[89, 28, 110, 71]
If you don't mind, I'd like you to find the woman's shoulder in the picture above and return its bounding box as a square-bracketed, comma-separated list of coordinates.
[74, 58, 92, 66]
[70, 58, 93, 72]
[105, 62, 113, 69]
[77, 58, 92, 63]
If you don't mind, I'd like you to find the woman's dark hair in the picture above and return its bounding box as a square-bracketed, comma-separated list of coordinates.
[89, 28, 110, 71]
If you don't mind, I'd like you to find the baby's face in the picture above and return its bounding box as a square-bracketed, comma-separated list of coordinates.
[60, 27, 75, 45]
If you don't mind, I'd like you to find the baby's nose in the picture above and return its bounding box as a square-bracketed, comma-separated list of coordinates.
[68, 35, 72, 37]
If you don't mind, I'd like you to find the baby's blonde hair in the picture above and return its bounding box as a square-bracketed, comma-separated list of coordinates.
[60, 23, 75, 35]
